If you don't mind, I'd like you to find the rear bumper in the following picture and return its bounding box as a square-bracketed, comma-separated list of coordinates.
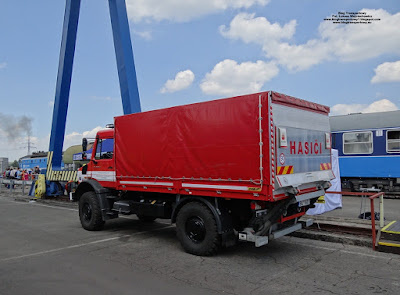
[276, 170, 334, 188]
[293, 189, 325, 203]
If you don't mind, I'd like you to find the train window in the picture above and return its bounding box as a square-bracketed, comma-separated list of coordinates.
[343, 131, 373, 154]
[387, 130, 400, 153]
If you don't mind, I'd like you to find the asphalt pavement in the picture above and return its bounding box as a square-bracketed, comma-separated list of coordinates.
[1, 192, 400, 295]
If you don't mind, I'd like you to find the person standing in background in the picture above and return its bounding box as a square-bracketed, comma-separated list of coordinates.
[10, 168, 17, 179]
[16, 169, 22, 180]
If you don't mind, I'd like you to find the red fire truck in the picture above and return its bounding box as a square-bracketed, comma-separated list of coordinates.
[75, 91, 333, 255]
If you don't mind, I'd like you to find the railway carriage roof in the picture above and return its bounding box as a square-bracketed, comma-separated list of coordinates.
[330, 110, 400, 132]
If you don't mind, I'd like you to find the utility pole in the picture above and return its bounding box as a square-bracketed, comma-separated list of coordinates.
[20, 136, 36, 155]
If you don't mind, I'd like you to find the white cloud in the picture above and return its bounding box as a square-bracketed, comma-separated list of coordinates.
[330, 103, 365, 115]
[33, 135, 50, 154]
[331, 99, 398, 115]
[126, 0, 269, 22]
[82, 126, 105, 139]
[371, 60, 400, 84]
[220, 13, 330, 71]
[0, 135, 42, 162]
[161, 70, 195, 93]
[200, 59, 278, 96]
[219, 13, 296, 45]
[221, 9, 400, 72]
[263, 40, 331, 72]
[0, 62, 6, 69]
[133, 30, 152, 40]
[63, 126, 105, 146]
[363, 99, 398, 113]
[63, 132, 83, 147]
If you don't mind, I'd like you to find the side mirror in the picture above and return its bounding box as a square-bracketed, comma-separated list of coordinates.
[82, 138, 87, 152]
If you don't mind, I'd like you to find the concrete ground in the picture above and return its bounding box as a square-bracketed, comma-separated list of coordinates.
[1, 192, 400, 295]
[322, 195, 399, 222]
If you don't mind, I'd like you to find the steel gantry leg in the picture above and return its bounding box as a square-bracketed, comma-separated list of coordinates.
[48, 0, 141, 176]
[49, 0, 81, 170]
[108, 0, 141, 115]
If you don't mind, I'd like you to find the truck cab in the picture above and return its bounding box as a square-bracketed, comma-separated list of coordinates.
[79, 128, 116, 188]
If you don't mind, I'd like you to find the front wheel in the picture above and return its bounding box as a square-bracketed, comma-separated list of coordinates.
[176, 202, 221, 256]
[79, 191, 105, 231]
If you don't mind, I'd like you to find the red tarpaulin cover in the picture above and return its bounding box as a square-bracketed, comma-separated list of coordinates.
[114, 91, 329, 185]
[115, 93, 265, 183]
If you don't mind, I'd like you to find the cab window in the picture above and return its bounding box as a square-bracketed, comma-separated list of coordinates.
[95, 138, 114, 160]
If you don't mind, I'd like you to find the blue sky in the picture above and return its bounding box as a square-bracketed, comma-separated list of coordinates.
[0, 0, 399, 161]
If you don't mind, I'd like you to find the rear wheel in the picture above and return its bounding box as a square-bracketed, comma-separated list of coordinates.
[79, 191, 105, 231]
[176, 202, 221, 256]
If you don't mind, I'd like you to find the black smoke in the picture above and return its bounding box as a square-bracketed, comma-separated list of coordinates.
[0, 113, 33, 142]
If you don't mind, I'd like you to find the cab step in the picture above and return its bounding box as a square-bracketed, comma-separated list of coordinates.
[111, 199, 172, 218]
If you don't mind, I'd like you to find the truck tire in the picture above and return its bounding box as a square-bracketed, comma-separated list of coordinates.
[79, 191, 105, 231]
[176, 202, 221, 256]
[137, 214, 156, 222]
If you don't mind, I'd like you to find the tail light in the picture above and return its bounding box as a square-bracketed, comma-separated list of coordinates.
[250, 201, 266, 210]
[279, 128, 287, 148]
[325, 133, 331, 149]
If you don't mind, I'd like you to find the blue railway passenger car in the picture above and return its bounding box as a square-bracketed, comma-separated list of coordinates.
[19, 152, 64, 172]
[330, 111, 400, 192]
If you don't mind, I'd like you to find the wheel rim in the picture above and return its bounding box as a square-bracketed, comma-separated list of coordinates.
[185, 216, 206, 243]
[82, 202, 92, 221]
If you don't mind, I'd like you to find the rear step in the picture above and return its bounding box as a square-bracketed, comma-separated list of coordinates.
[239, 219, 313, 247]
[113, 201, 134, 214]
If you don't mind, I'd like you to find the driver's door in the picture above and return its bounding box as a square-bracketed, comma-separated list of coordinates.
[90, 137, 116, 187]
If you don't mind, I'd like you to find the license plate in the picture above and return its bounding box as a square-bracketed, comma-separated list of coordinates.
[298, 199, 310, 207]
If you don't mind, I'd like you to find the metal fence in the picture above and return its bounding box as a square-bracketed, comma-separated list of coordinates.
[329, 191, 385, 251]
[0, 178, 34, 195]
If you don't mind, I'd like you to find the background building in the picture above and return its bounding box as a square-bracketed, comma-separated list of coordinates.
[0, 157, 9, 174]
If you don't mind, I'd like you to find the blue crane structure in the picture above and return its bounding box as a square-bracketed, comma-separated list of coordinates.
[46, 0, 141, 182]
